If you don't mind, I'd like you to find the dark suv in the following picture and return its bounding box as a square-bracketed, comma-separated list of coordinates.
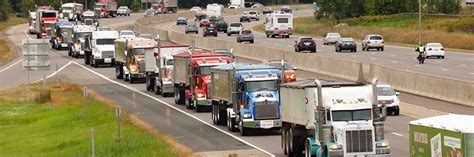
[294, 37, 316, 52]
[335, 38, 357, 52]
[215, 21, 228, 33]
[203, 26, 218, 37]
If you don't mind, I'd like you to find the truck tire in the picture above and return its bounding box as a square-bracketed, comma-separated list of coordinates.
[84, 53, 90, 65]
[145, 74, 152, 91]
[212, 102, 218, 124]
[115, 64, 123, 79]
[289, 128, 304, 157]
[93, 60, 98, 68]
[154, 84, 161, 95]
[195, 104, 203, 112]
[129, 77, 134, 84]
[218, 104, 227, 125]
[282, 128, 288, 155]
[305, 139, 315, 157]
[227, 113, 237, 132]
[174, 86, 185, 105]
[185, 98, 194, 109]
[239, 121, 249, 136]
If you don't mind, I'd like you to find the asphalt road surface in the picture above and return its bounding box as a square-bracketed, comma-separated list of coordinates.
[165, 9, 474, 82]
[0, 10, 472, 157]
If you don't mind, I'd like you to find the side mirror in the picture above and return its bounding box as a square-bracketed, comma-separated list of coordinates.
[395, 92, 400, 96]
[124, 51, 128, 56]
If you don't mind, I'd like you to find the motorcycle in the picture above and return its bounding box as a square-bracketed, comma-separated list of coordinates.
[417, 52, 425, 64]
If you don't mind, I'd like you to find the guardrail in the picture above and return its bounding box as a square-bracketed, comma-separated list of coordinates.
[133, 5, 474, 107]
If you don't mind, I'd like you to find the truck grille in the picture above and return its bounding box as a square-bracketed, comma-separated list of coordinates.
[63, 12, 70, 18]
[255, 101, 279, 120]
[102, 51, 114, 58]
[378, 99, 394, 104]
[346, 130, 373, 153]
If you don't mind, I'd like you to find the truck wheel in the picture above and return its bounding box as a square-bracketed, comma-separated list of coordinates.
[305, 139, 315, 157]
[212, 102, 218, 124]
[195, 104, 203, 112]
[94, 60, 98, 68]
[218, 104, 227, 125]
[154, 85, 161, 95]
[185, 98, 194, 109]
[115, 64, 123, 79]
[239, 121, 249, 136]
[145, 75, 152, 91]
[227, 113, 236, 132]
[394, 108, 400, 116]
[84, 54, 90, 65]
[174, 87, 179, 104]
[289, 128, 303, 156]
[129, 77, 134, 84]
[282, 127, 288, 155]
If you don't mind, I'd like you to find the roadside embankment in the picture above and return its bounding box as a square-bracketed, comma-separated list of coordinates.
[0, 18, 27, 66]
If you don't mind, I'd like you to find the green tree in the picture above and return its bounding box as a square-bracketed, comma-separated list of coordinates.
[130, 0, 141, 12]
[433, 0, 461, 14]
[0, 0, 14, 21]
[20, 0, 35, 16]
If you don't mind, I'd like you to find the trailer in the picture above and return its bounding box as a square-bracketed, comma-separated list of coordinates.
[115, 38, 159, 83]
[173, 50, 231, 112]
[206, 3, 225, 21]
[145, 42, 190, 97]
[95, 0, 118, 18]
[60, 3, 84, 21]
[409, 114, 474, 157]
[280, 78, 391, 156]
[209, 63, 282, 136]
[265, 11, 293, 38]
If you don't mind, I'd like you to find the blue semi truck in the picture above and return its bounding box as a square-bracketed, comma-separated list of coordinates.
[208, 63, 282, 136]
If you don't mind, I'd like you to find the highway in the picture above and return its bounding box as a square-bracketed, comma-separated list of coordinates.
[163, 9, 474, 82]
[0, 9, 472, 157]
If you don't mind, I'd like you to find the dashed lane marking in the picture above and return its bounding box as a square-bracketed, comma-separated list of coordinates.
[391, 132, 403, 137]
[441, 68, 448, 71]
[370, 58, 376, 60]
[392, 61, 398, 64]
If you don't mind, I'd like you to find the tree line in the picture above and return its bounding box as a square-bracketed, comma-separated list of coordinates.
[315, 0, 462, 23]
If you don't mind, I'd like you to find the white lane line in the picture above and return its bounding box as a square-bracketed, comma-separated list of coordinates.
[441, 68, 448, 71]
[390, 54, 397, 57]
[24, 29, 32, 39]
[459, 64, 466, 67]
[470, 73, 474, 75]
[435, 61, 442, 63]
[391, 132, 403, 137]
[391, 61, 398, 64]
[370, 58, 376, 60]
[414, 64, 422, 67]
[0, 59, 23, 73]
[32, 61, 74, 83]
[71, 61, 275, 157]
[351, 55, 356, 57]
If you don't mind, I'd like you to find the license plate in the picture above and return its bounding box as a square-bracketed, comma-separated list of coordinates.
[61, 43, 68, 47]
[104, 58, 111, 63]
[209, 31, 213, 32]
[304, 42, 311, 45]
[260, 120, 273, 129]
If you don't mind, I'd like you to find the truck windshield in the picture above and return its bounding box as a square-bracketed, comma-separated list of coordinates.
[44, 22, 55, 28]
[75, 32, 92, 39]
[96, 39, 114, 45]
[268, 63, 293, 70]
[62, 7, 73, 11]
[277, 18, 288, 23]
[246, 80, 278, 92]
[198, 66, 213, 75]
[377, 87, 395, 96]
[133, 48, 153, 55]
[332, 109, 372, 122]
[43, 12, 57, 18]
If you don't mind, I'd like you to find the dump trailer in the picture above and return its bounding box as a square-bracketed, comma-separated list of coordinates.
[173, 50, 231, 112]
[50, 20, 74, 50]
[60, 3, 84, 21]
[209, 63, 282, 136]
[280, 78, 391, 156]
[69, 25, 94, 58]
[145, 43, 190, 97]
[115, 38, 159, 83]
[95, 0, 118, 18]
[409, 114, 474, 157]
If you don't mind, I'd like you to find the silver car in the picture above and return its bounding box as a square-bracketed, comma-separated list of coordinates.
[323, 32, 341, 45]
[362, 34, 384, 51]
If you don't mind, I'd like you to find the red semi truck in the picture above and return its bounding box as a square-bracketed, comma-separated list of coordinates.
[95, 0, 118, 18]
[173, 50, 231, 112]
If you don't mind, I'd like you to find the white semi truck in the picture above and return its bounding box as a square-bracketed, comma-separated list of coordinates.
[229, 0, 244, 9]
[280, 78, 391, 156]
[84, 30, 118, 67]
[206, 3, 224, 21]
[264, 11, 293, 38]
[145, 42, 189, 96]
[60, 3, 84, 21]
[69, 25, 94, 58]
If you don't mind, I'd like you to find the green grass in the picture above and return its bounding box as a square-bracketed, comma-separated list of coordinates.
[0, 17, 27, 66]
[0, 83, 182, 157]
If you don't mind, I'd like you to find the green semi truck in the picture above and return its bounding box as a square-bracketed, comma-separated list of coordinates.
[409, 114, 473, 157]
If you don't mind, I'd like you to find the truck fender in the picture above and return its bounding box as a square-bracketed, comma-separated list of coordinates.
[122, 66, 129, 75]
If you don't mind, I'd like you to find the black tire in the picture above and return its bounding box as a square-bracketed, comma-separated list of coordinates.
[93, 60, 98, 68]
[282, 128, 288, 155]
[129, 77, 134, 84]
[212, 103, 218, 124]
[185, 97, 193, 109]
[154, 84, 161, 95]
[394, 108, 400, 116]
[381, 47, 384, 51]
[354, 49, 357, 52]
[240, 121, 249, 136]
[227, 33, 231, 36]
[311, 48, 316, 53]
[250, 40, 254, 43]
[227, 113, 237, 132]
[289, 128, 303, 157]
[214, 34, 217, 37]
[174, 86, 180, 104]
[218, 104, 227, 125]
[145, 75, 154, 91]
[305, 139, 315, 157]
[84, 53, 90, 65]
[115, 64, 123, 79]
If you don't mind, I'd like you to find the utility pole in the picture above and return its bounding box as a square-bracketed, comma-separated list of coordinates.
[418, 0, 422, 45]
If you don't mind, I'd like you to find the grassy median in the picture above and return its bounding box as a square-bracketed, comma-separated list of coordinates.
[254, 14, 474, 51]
[0, 17, 27, 66]
[0, 82, 193, 156]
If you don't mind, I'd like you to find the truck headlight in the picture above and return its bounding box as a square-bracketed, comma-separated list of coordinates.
[376, 140, 389, 147]
[329, 143, 342, 150]
[197, 93, 205, 98]
[243, 113, 252, 119]
[130, 65, 138, 73]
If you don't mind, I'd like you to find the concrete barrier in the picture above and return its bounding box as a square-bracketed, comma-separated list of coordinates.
[369, 64, 474, 107]
[133, 4, 473, 107]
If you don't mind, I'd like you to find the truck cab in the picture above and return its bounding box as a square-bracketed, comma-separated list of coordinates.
[115, 38, 159, 83]
[209, 63, 282, 136]
[50, 20, 74, 50]
[86, 30, 118, 67]
[36, 10, 58, 39]
[60, 3, 83, 21]
[265, 11, 293, 38]
[173, 50, 231, 112]
[279, 79, 390, 156]
[70, 25, 94, 58]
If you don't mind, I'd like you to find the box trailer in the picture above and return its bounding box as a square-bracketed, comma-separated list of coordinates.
[409, 114, 474, 157]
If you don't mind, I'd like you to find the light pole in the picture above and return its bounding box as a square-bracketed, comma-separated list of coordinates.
[418, 0, 422, 45]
